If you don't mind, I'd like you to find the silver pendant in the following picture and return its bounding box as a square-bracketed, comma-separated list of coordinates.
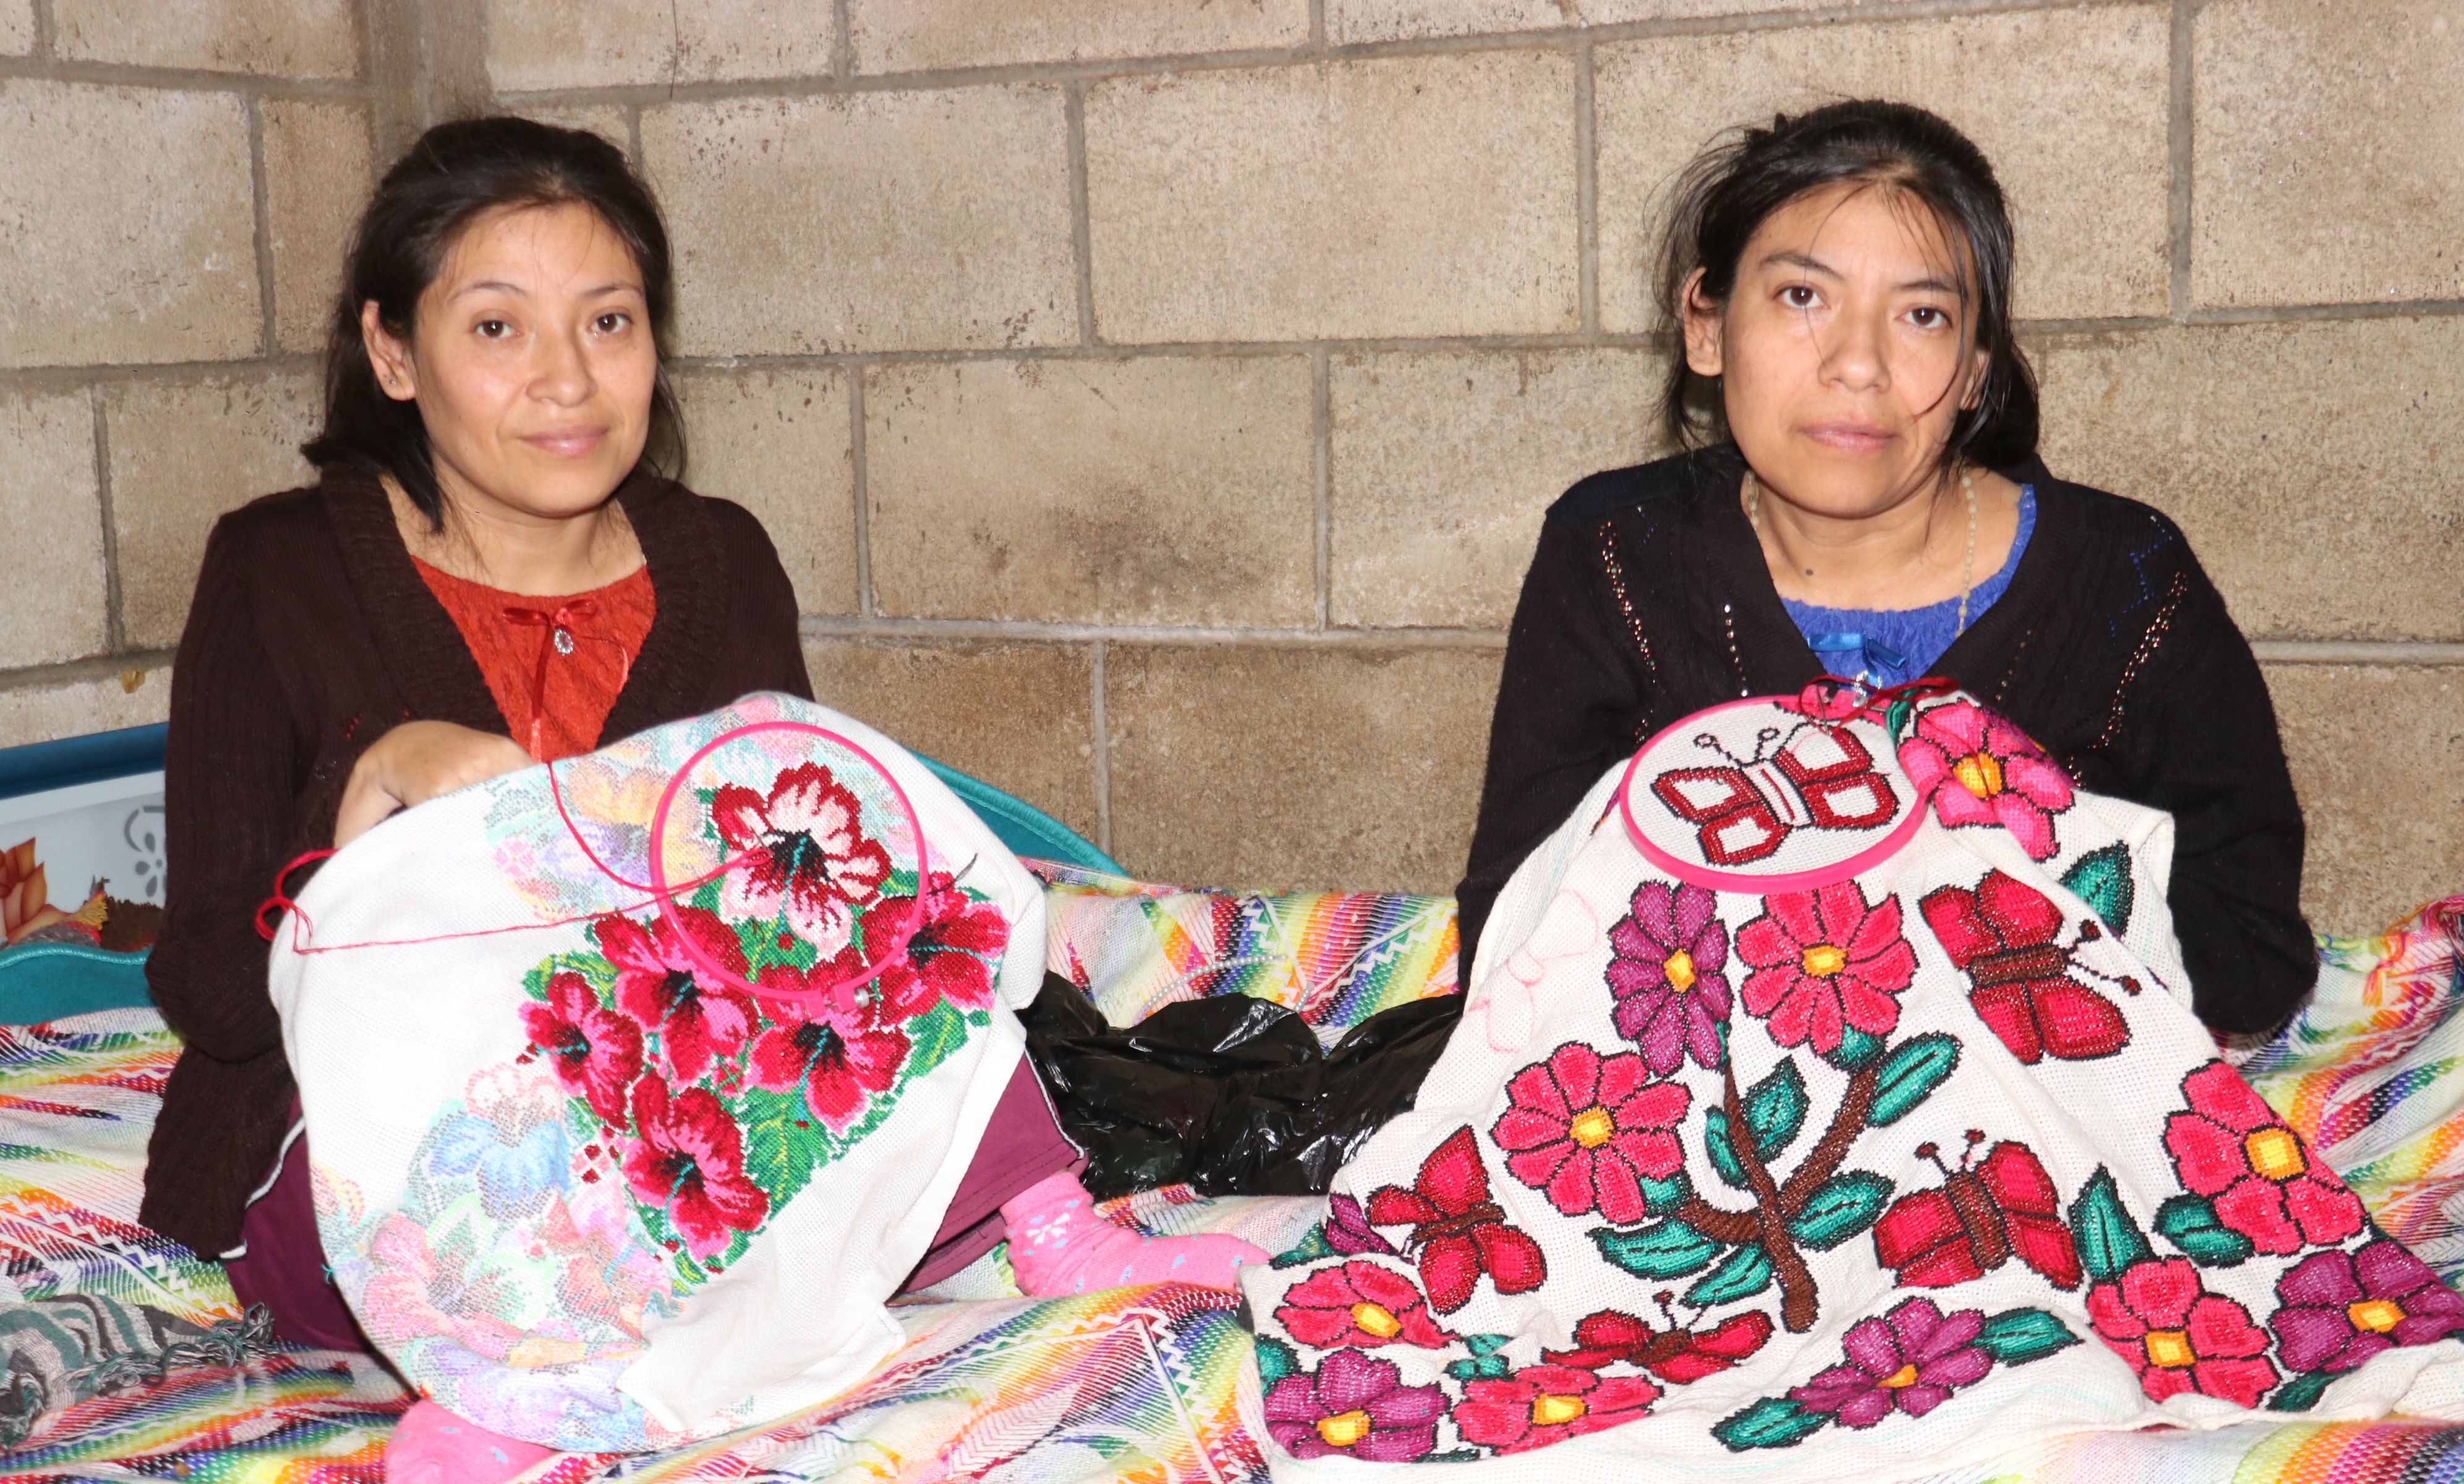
[553, 628, 575, 655]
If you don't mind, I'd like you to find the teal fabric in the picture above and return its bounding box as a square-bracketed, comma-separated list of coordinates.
[918, 757, 1121, 874]
[0, 943, 154, 1023]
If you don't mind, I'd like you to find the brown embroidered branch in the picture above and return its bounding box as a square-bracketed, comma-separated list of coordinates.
[1778, 1062, 1881, 1209]
[1721, 1055, 1819, 1333]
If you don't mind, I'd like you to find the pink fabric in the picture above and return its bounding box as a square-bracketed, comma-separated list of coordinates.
[221, 1101, 369, 1352]
[901, 1059, 1082, 1291]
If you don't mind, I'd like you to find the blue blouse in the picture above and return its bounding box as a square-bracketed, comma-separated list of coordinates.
[1781, 487, 2037, 688]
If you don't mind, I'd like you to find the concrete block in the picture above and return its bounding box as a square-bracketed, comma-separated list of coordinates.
[2265, 663, 2464, 937]
[0, 668, 173, 749]
[851, 0, 1306, 71]
[1328, 0, 1930, 43]
[643, 87, 1077, 354]
[2192, 0, 2464, 307]
[1106, 643, 1502, 892]
[2035, 318, 2464, 642]
[487, 0, 834, 92]
[1595, 7, 2171, 330]
[0, 391, 107, 668]
[673, 366, 858, 615]
[866, 356, 1314, 626]
[56, 0, 358, 76]
[0, 82, 259, 369]
[1085, 51, 1580, 342]
[1331, 347, 1668, 629]
[1, 1, 32, 54]
[106, 372, 321, 651]
[263, 101, 374, 354]
[803, 637, 1099, 843]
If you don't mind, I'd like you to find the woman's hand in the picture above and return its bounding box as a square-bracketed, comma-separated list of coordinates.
[335, 721, 535, 846]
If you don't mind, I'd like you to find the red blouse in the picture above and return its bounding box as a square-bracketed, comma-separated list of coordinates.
[413, 558, 657, 762]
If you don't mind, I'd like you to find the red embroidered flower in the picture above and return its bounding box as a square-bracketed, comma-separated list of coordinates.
[594, 910, 758, 1083]
[1898, 700, 2073, 859]
[1273, 1261, 1455, 1350]
[1735, 882, 1917, 1054]
[744, 962, 912, 1132]
[1491, 1043, 1688, 1224]
[1452, 1363, 1659, 1453]
[2270, 1240, 2464, 1374]
[1920, 871, 2129, 1062]
[2087, 1257, 2278, 1407]
[2164, 1061, 2364, 1256]
[1546, 1308, 1773, 1383]
[862, 873, 1011, 1020]
[1262, 1349, 1445, 1462]
[518, 970, 642, 1128]
[1605, 882, 1730, 1075]
[620, 1078, 770, 1260]
[1787, 1297, 1993, 1426]
[712, 762, 893, 957]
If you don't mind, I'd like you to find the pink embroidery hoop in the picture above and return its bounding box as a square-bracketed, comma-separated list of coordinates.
[645, 719, 929, 1015]
[1617, 691, 1924, 893]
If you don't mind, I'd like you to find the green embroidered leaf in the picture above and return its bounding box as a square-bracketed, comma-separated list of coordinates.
[1821, 1026, 1886, 1072]
[903, 1000, 973, 1084]
[1703, 1109, 1749, 1190]
[2068, 1167, 2152, 1284]
[738, 1083, 824, 1220]
[1253, 1335, 1299, 1391]
[1640, 1169, 1693, 1217]
[2060, 844, 2136, 935]
[2268, 1370, 2334, 1413]
[1445, 1334, 1515, 1382]
[1787, 1171, 1894, 1250]
[1742, 1060, 1810, 1158]
[2155, 1195, 2254, 1268]
[1869, 1033, 1961, 1127]
[1683, 1242, 1776, 1307]
[1593, 1219, 1722, 1280]
[1269, 1224, 1337, 1269]
[1712, 1396, 1829, 1451]
[1976, 1308, 2082, 1364]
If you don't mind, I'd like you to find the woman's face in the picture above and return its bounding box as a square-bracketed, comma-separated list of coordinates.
[363, 202, 656, 524]
[1684, 182, 1987, 516]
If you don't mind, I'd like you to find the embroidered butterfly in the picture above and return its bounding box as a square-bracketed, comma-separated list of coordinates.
[1650, 721, 1899, 866]
[1545, 1307, 1774, 1383]
[1872, 1132, 2081, 1290]
[1919, 870, 2130, 1063]
[1363, 1127, 1547, 1313]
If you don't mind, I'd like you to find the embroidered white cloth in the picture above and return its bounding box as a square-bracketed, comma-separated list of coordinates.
[270, 693, 1048, 1451]
[1239, 686, 2464, 1481]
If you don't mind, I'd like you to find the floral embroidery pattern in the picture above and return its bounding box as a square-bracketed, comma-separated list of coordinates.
[620, 1080, 768, 1260]
[1491, 1043, 1688, 1223]
[597, 910, 757, 1083]
[1605, 882, 1730, 1075]
[2087, 1257, 2278, 1407]
[1714, 1300, 2076, 1450]
[518, 971, 642, 1128]
[1262, 1349, 1447, 1462]
[2270, 1241, 2464, 1380]
[711, 762, 892, 956]
[742, 966, 912, 1133]
[1922, 870, 2130, 1063]
[1897, 700, 2073, 859]
[2163, 1062, 2364, 1258]
[1274, 1262, 1457, 1350]
[1735, 882, 1917, 1055]
[1452, 1363, 1660, 1452]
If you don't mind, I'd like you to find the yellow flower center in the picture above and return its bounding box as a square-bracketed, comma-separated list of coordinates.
[1664, 950, 1697, 992]
[1800, 943, 1847, 978]
[1568, 1106, 1617, 1149]
[2244, 1126, 2307, 1181]
[2143, 1330, 2197, 1369]
[1953, 751, 2005, 800]
[1531, 1393, 1588, 1426]
[2348, 1298, 2406, 1333]
[1349, 1302, 1403, 1339]
[1879, 1363, 1920, 1389]
[1316, 1410, 1374, 1449]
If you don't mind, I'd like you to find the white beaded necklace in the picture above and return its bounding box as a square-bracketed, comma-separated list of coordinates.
[1743, 464, 1982, 638]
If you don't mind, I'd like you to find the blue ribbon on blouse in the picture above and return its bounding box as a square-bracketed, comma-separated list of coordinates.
[1806, 632, 1907, 685]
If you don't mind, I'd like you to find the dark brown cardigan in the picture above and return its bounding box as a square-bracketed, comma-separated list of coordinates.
[139, 463, 814, 1257]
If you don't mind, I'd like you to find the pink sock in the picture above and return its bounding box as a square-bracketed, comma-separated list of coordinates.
[387, 1399, 558, 1484]
[1002, 1172, 1265, 1296]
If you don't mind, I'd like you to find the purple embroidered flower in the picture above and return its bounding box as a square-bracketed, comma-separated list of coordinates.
[1788, 1297, 1992, 1426]
[1326, 1192, 1395, 1256]
[1263, 1349, 1445, 1462]
[2272, 1240, 2464, 1374]
[1606, 882, 1730, 1074]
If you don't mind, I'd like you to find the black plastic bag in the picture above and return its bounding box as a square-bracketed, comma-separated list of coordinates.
[1021, 973, 1463, 1199]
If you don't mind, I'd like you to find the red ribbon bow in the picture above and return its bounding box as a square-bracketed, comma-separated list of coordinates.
[500, 599, 605, 758]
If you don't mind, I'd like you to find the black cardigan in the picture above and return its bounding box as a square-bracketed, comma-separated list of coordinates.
[1457, 445, 2312, 1034]
[140, 464, 815, 1258]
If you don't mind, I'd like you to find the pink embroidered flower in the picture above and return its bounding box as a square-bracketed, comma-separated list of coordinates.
[2270, 1240, 2464, 1374]
[518, 970, 643, 1128]
[594, 910, 758, 1083]
[863, 873, 1011, 1020]
[1325, 1192, 1395, 1256]
[1274, 1261, 1456, 1350]
[1735, 882, 1917, 1054]
[620, 1078, 770, 1260]
[359, 1213, 524, 1358]
[1898, 700, 2073, 859]
[1263, 1349, 1446, 1462]
[744, 961, 912, 1132]
[2087, 1257, 2277, 1407]
[1452, 1363, 1660, 1453]
[1605, 882, 1730, 1075]
[1491, 1042, 1688, 1223]
[711, 762, 893, 955]
[2163, 1061, 2364, 1256]
[1787, 1298, 1992, 1426]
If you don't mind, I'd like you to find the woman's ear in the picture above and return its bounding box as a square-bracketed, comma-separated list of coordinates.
[1680, 269, 1725, 378]
[361, 301, 418, 403]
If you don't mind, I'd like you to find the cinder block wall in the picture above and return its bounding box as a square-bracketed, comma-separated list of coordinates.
[3, 0, 2457, 936]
